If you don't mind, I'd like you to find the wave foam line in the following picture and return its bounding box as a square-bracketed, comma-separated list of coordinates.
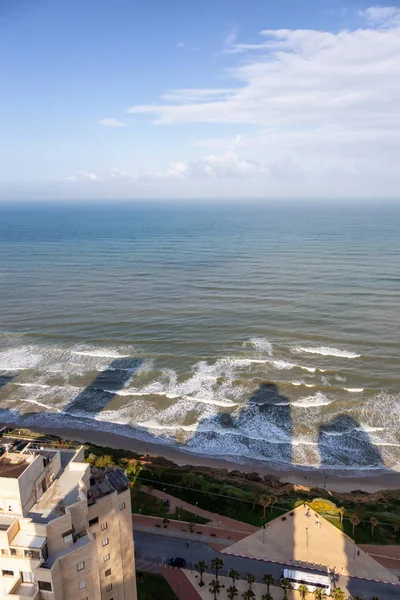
[20, 398, 62, 412]
[104, 388, 237, 407]
[292, 346, 361, 359]
[291, 392, 333, 408]
[344, 388, 364, 393]
[72, 350, 130, 358]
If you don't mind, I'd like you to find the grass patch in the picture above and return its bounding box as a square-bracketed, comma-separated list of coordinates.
[136, 572, 178, 600]
[131, 490, 209, 523]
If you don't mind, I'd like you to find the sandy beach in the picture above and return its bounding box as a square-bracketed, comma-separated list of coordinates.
[3, 421, 400, 494]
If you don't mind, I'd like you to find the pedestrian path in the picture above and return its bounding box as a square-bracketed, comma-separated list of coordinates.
[160, 566, 203, 600]
[140, 485, 257, 534]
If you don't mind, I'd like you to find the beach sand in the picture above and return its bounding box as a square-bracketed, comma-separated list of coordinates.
[3, 421, 400, 494]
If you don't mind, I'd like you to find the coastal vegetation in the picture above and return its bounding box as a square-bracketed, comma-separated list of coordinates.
[3, 429, 400, 546]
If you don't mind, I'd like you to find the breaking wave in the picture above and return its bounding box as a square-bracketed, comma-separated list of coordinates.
[292, 346, 361, 359]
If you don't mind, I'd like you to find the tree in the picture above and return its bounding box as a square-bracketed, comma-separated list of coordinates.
[313, 589, 326, 600]
[350, 514, 360, 536]
[242, 591, 255, 600]
[209, 579, 221, 600]
[370, 516, 378, 537]
[227, 586, 238, 600]
[263, 573, 274, 594]
[338, 507, 345, 524]
[211, 558, 224, 581]
[259, 495, 271, 519]
[393, 518, 400, 540]
[229, 569, 240, 588]
[298, 584, 309, 599]
[270, 495, 278, 512]
[331, 589, 345, 600]
[246, 573, 256, 591]
[280, 577, 293, 600]
[194, 561, 207, 587]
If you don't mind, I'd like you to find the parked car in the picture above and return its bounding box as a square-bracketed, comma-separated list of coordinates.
[168, 557, 186, 568]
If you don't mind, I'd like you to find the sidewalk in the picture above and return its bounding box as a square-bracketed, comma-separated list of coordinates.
[140, 485, 257, 534]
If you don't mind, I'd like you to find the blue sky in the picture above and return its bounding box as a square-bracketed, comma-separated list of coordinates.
[1, 0, 400, 200]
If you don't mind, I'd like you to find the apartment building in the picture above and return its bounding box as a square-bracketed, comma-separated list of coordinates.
[0, 443, 137, 600]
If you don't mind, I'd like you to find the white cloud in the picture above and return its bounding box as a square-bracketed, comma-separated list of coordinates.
[68, 171, 99, 182]
[176, 42, 185, 48]
[142, 150, 264, 181]
[125, 7, 400, 197]
[98, 118, 126, 127]
[359, 5, 400, 26]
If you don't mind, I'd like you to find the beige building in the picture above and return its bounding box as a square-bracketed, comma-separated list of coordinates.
[0, 443, 137, 600]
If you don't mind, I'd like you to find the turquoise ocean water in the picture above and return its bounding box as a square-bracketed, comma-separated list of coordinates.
[0, 202, 399, 473]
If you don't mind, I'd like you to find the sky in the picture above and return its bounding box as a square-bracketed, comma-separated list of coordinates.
[1, 0, 400, 201]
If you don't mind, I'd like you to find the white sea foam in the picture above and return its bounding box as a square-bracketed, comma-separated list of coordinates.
[20, 398, 62, 412]
[136, 420, 198, 433]
[291, 392, 333, 408]
[17, 383, 50, 389]
[72, 350, 130, 358]
[345, 388, 364, 393]
[292, 346, 361, 359]
[248, 337, 273, 356]
[290, 381, 315, 388]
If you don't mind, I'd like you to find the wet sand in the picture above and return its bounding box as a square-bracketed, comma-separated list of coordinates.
[3, 422, 400, 494]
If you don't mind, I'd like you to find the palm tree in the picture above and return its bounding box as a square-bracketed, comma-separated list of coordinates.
[259, 495, 271, 519]
[209, 579, 221, 600]
[246, 573, 256, 591]
[229, 569, 240, 588]
[338, 507, 345, 524]
[194, 561, 207, 587]
[263, 573, 274, 594]
[270, 495, 278, 512]
[350, 514, 360, 536]
[370, 516, 378, 536]
[211, 558, 224, 582]
[242, 591, 255, 600]
[393, 518, 400, 540]
[261, 594, 273, 600]
[227, 586, 238, 600]
[298, 583, 309, 599]
[331, 589, 345, 600]
[313, 589, 326, 600]
[280, 577, 293, 600]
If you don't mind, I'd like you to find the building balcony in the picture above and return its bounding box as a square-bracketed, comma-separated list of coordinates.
[4, 580, 39, 600]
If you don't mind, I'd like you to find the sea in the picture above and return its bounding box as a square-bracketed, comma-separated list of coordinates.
[0, 201, 399, 475]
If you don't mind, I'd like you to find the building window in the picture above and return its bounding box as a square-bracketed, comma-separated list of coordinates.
[38, 582, 52, 592]
[1, 549, 9, 556]
[105, 568, 111, 577]
[2, 570, 13, 577]
[62, 531, 73, 545]
[103, 553, 110, 562]
[119, 502, 126, 510]
[106, 583, 113, 592]
[77, 561, 85, 572]
[89, 516, 99, 527]
[101, 521, 108, 531]
[102, 537, 109, 546]
[79, 580, 87, 590]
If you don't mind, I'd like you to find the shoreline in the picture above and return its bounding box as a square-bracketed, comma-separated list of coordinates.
[3, 421, 400, 494]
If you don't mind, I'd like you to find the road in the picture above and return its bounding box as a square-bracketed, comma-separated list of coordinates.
[134, 531, 400, 600]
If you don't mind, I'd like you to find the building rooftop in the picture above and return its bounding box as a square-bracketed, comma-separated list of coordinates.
[0, 454, 33, 478]
[28, 464, 88, 524]
[87, 468, 129, 505]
